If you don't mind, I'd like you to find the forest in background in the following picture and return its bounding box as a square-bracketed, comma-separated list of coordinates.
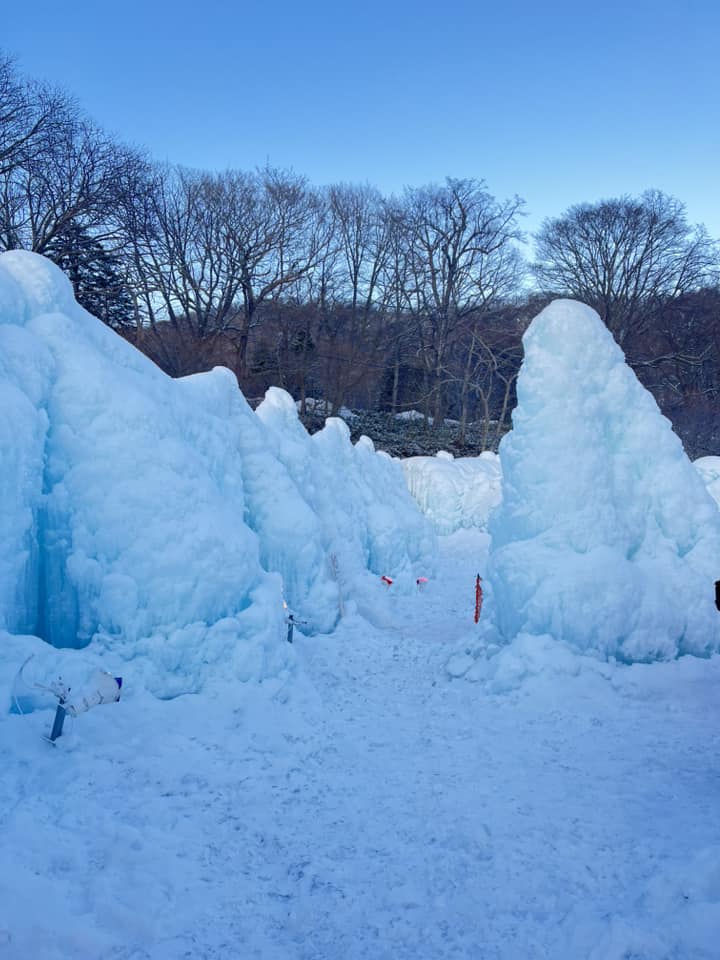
[2, 54, 718, 457]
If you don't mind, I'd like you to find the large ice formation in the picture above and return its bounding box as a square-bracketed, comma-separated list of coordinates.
[487, 299, 720, 662]
[0, 252, 434, 695]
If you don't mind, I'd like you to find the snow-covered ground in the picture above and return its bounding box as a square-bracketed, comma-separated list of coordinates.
[2, 530, 719, 959]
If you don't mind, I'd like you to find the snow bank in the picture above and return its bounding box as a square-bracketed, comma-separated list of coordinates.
[402, 451, 502, 533]
[0, 252, 435, 696]
[487, 299, 720, 662]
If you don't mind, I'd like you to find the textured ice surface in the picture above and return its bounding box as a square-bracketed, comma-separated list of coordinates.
[0, 252, 433, 693]
[0, 252, 288, 693]
[0, 326, 51, 634]
[487, 299, 720, 661]
[256, 388, 436, 599]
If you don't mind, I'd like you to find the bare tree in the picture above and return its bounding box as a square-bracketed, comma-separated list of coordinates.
[121, 166, 254, 374]
[0, 59, 147, 262]
[230, 167, 325, 378]
[125, 165, 324, 377]
[627, 287, 720, 456]
[274, 202, 338, 411]
[400, 177, 525, 426]
[317, 183, 395, 412]
[450, 241, 525, 441]
[0, 55, 66, 179]
[532, 190, 719, 346]
[0, 55, 148, 330]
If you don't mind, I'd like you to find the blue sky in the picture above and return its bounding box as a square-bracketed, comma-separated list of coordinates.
[4, 0, 719, 241]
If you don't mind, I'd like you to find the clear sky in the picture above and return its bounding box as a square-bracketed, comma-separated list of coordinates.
[3, 0, 719, 242]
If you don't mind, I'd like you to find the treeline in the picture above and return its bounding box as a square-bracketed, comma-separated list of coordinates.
[2, 55, 719, 456]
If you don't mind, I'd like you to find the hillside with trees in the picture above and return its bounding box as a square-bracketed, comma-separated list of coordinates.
[1, 54, 718, 456]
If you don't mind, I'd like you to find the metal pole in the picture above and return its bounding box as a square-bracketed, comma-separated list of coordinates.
[49, 702, 67, 742]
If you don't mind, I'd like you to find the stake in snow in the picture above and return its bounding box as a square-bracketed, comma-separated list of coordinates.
[45, 670, 123, 743]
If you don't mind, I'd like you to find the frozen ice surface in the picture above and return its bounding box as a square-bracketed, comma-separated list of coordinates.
[402, 450, 502, 533]
[0, 328, 51, 635]
[176, 370, 340, 635]
[487, 299, 720, 661]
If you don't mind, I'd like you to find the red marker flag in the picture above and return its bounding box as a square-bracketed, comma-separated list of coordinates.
[474, 575, 483, 623]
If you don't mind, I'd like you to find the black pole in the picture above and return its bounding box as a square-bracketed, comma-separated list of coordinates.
[49, 703, 66, 742]
[715, 580, 720, 613]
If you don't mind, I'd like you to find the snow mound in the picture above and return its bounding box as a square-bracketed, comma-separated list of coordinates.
[402, 451, 501, 533]
[487, 299, 720, 662]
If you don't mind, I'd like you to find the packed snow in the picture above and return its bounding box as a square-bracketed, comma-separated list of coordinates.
[1, 260, 719, 959]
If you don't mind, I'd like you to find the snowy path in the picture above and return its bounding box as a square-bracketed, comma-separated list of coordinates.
[2, 531, 720, 958]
